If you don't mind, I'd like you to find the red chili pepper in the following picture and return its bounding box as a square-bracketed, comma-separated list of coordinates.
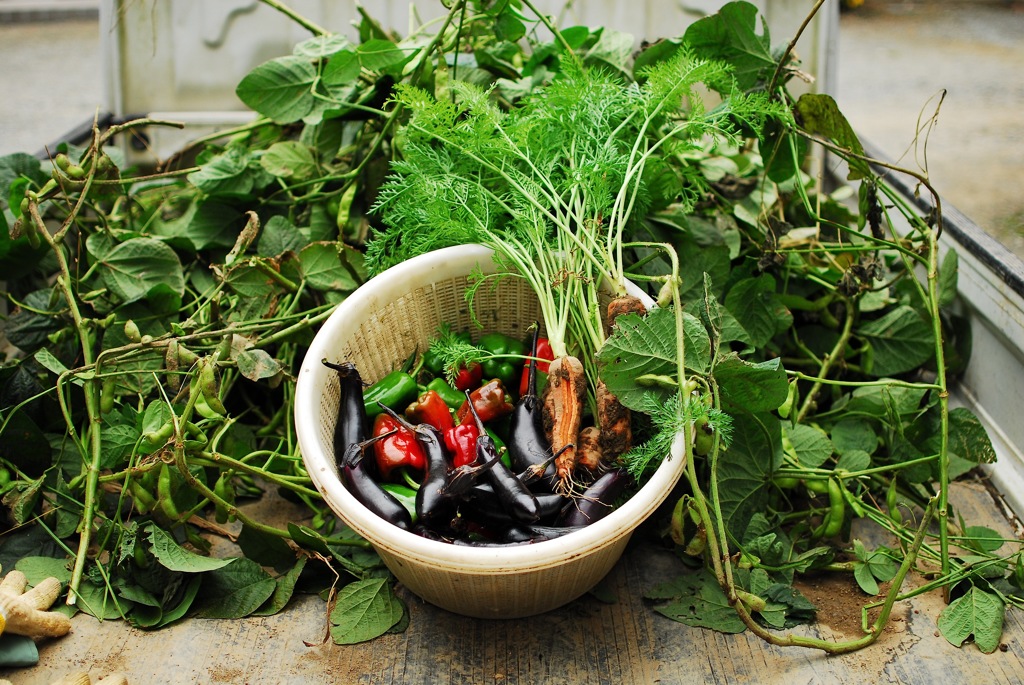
[519, 336, 554, 396]
[456, 378, 514, 424]
[453, 362, 483, 392]
[372, 413, 426, 481]
[405, 390, 455, 434]
[444, 421, 481, 468]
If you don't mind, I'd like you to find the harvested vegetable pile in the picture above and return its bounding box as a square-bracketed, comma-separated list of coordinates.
[0, 0, 1016, 653]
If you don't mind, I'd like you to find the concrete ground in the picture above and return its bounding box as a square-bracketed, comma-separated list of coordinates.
[835, 0, 1024, 257]
[1, 0, 1022, 255]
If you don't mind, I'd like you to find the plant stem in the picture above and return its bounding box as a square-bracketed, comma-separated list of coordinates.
[796, 296, 855, 423]
[28, 200, 100, 606]
[256, 0, 329, 36]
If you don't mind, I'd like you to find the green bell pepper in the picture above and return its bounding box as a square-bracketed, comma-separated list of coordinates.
[478, 332, 526, 387]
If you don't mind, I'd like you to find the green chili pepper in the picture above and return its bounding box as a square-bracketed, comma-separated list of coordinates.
[381, 483, 418, 523]
[479, 332, 526, 387]
[363, 370, 418, 418]
[424, 377, 465, 409]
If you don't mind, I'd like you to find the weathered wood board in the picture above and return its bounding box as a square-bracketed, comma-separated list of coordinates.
[2, 480, 1022, 685]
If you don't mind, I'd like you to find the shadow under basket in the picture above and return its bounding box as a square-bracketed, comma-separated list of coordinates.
[295, 244, 687, 619]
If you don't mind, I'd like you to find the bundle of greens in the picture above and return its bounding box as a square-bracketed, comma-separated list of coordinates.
[0, 0, 1015, 653]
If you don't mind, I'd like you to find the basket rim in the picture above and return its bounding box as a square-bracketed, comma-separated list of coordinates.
[295, 244, 688, 573]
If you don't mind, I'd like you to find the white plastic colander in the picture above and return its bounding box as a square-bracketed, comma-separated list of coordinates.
[295, 244, 687, 618]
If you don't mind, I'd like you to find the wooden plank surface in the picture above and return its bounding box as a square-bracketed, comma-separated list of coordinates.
[2, 480, 1022, 685]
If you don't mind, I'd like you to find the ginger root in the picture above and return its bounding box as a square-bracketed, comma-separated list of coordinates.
[0, 567, 72, 639]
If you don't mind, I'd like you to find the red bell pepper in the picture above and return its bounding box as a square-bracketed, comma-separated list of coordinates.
[444, 421, 481, 468]
[405, 390, 455, 434]
[372, 413, 426, 481]
[519, 336, 554, 396]
[456, 378, 514, 424]
[453, 362, 483, 392]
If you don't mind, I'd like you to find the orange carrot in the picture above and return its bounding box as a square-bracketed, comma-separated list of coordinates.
[577, 425, 604, 474]
[542, 355, 586, 492]
[605, 294, 646, 335]
[596, 380, 631, 462]
[596, 295, 645, 461]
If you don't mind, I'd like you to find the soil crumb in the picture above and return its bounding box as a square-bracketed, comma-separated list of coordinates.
[794, 573, 876, 638]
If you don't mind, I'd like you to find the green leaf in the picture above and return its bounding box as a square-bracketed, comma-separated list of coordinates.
[260, 141, 318, 181]
[194, 557, 277, 619]
[188, 148, 256, 197]
[938, 586, 1005, 653]
[236, 56, 317, 123]
[258, 215, 308, 257]
[495, 11, 526, 42]
[596, 307, 711, 411]
[939, 248, 959, 307]
[0, 153, 47, 199]
[859, 305, 935, 377]
[329, 577, 405, 644]
[91, 237, 186, 305]
[74, 579, 130, 620]
[853, 550, 880, 595]
[299, 242, 359, 292]
[323, 50, 361, 86]
[583, 27, 634, 74]
[717, 412, 782, 539]
[784, 423, 834, 469]
[724, 274, 791, 348]
[293, 34, 352, 59]
[683, 1, 775, 90]
[236, 523, 295, 569]
[33, 348, 70, 379]
[3, 478, 44, 526]
[830, 418, 879, 455]
[946, 407, 996, 465]
[648, 570, 747, 634]
[157, 574, 202, 628]
[795, 93, 870, 179]
[99, 423, 140, 470]
[963, 526, 1004, 554]
[14, 556, 72, 585]
[148, 526, 235, 573]
[356, 39, 409, 73]
[253, 556, 308, 617]
[835, 449, 872, 472]
[236, 348, 284, 383]
[714, 355, 789, 413]
[151, 197, 240, 252]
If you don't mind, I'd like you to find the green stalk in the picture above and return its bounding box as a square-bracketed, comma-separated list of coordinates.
[794, 296, 856, 422]
[925, 229, 952, 584]
[256, 0, 329, 36]
[27, 201, 100, 606]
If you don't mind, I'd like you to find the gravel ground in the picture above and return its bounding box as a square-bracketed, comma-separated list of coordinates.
[1, 1, 1021, 255]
